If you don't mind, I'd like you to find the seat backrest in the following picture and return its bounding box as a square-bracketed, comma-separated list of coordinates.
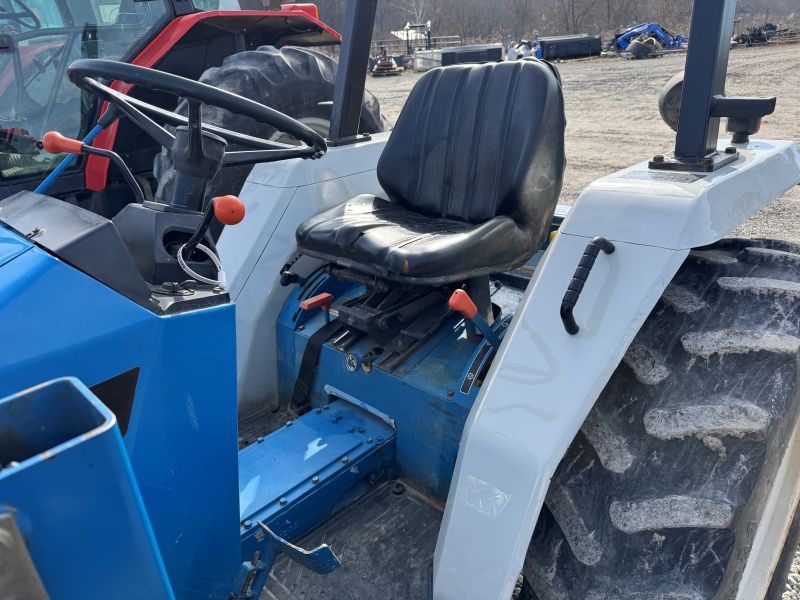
[377, 60, 566, 233]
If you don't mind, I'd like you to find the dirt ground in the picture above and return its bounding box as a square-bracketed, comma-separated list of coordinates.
[368, 44, 800, 242]
[368, 44, 800, 598]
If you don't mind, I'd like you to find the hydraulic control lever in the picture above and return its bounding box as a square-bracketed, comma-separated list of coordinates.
[176, 195, 245, 289]
[42, 129, 144, 203]
[183, 195, 245, 258]
[280, 271, 308, 287]
[36, 105, 122, 195]
[449, 289, 501, 349]
[300, 293, 334, 324]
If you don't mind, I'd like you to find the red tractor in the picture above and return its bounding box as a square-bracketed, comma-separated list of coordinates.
[0, 0, 387, 213]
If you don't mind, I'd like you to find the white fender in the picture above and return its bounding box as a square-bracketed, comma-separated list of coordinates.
[433, 139, 800, 600]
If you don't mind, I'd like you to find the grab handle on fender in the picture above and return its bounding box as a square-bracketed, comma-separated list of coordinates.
[560, 237, 615, 335]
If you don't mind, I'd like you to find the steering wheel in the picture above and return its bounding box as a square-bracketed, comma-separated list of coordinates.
[66, 59, 327, 212]
[0, 0, 40, 30]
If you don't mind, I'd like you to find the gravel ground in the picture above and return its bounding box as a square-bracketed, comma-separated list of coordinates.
[367, 44, 800, 598]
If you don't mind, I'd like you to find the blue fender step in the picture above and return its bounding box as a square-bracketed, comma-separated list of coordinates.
[237, 399, 396, 565]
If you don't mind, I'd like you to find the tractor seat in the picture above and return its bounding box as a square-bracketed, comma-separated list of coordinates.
[296, 60, 566, 284]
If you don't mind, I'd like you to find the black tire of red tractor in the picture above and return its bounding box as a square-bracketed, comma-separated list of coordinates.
[153, 45, 390, 210]
[523, 238, 800, 599]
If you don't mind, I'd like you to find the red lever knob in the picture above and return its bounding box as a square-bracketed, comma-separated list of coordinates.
[42, 131, 84, 155]
[449, 289, 478, 319]
[300, 292, 333, 311]
[213, 195, 245, 225]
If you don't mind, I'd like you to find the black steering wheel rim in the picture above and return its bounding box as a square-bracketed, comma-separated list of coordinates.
[0, 0, 41, 30]
[67, 58, 327, 154]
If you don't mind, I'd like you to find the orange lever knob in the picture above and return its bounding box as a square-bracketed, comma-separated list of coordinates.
[300, 292, 333, 311]
[42, 131, 84, 155]
[213, 195, 245, 225]
[449, 289, 477, 319]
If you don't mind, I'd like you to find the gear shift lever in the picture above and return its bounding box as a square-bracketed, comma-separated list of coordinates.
[177, 195, 245, 289]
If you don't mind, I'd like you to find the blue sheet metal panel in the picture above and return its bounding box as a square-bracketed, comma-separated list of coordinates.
[402, 319, 487, 402]
[240, 403, 369, 520]
[239, 401, 394, 543]
[278, 303, 472, 499]
[306, 347, 466, 499]
[239, 442, 391, 567]
[0, 378, 174, 599]
[0, 224, 31, 267]
[129, 304, 241, 600]
[0, 246, 159, 401]
[276, 273, 530, 500]
[0, 246, 241, 599]
[277, 275, 487, 499]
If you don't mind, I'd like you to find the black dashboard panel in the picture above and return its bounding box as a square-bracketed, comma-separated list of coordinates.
[0, 191, 153, 308]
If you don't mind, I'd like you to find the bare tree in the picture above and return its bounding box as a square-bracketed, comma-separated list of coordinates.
[388, 0, 428, 23]
[556, 0, 600, 33]
[445, 0, 482, 40]
[508, 0, 537, 39]
[600, 0, 641, 34]
[653, 0, 692, 29]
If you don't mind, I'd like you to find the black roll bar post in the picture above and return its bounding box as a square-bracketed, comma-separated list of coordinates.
[328, 0, 380, 146]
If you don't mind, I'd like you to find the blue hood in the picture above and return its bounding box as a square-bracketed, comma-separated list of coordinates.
[0, 223, 32, 268]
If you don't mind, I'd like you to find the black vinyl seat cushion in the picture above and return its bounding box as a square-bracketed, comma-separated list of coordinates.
[296, 194, 533, 281]
[296, 59, 566, 284]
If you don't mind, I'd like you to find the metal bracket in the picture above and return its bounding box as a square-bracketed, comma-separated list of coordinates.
[231, 549, 270, 599]
[170, 0, 194, 17]
[649, 148, 740, 173]
[258, 522, 341, 575]
[326, 133, 372, 148]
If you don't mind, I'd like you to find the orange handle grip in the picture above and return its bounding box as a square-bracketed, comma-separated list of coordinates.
[42, 131, 84, 155]
[213, 195, 245, 226]
[449, 289, 477, 319]
[300, 292, 333, 311]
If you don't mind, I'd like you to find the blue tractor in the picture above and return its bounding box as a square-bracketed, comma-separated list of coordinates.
[609, 22, 686, 58]
[1, 0, 800, 599]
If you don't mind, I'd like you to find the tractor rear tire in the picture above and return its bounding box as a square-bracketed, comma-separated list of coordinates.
[524, 238, 800, 599]
[153, 46, 389, 209]
[627, 39, 653, 59]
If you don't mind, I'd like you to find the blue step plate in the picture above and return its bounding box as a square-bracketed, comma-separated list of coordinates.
[238, 399, 396, 562]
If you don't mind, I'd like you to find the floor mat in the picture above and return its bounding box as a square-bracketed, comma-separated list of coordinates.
[261, 481, 442, 600]
[238, 407, 293, 450]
